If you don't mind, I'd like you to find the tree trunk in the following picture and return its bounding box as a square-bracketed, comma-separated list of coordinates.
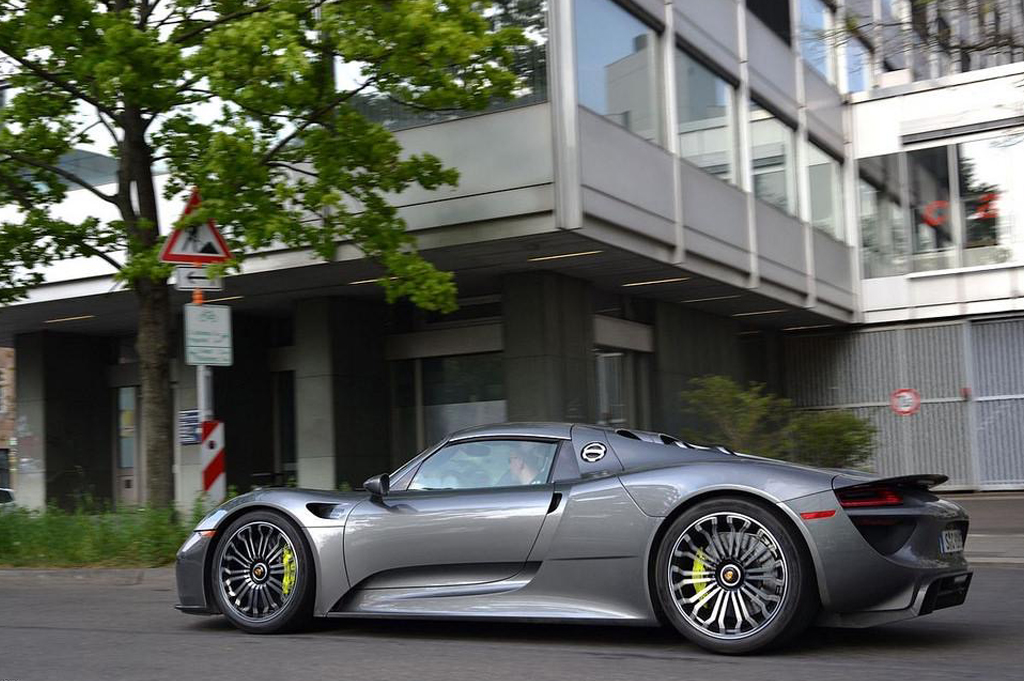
[136, 277, 174, 508]
[122, 95, 174, 508]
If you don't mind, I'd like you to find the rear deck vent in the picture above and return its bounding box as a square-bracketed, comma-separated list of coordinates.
[659, 434, 682, 446]
[615, 429, 642, 440]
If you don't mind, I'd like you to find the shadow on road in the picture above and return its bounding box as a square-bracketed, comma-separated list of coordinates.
[185, 614, 978, 656]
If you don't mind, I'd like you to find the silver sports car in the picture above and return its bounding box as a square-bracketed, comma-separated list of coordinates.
[175, 422, 972, 654]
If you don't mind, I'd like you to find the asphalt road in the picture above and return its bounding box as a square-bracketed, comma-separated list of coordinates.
[1, 564, 1022, 681]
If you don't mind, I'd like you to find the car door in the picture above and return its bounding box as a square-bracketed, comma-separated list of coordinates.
[343, 438, 560, 589]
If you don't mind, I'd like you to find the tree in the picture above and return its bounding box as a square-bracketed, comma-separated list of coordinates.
[680, 376, 794, 460]
[0, 0, 528, 507]
[681, 375, 876, 469]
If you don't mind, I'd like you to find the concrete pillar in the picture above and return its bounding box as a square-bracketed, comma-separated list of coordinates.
[294, 299, 337, 490]
[653, 302, 743, 437]
[13, 334, 46, 510]
[173, 357, 203, 513]
[331, 300, 389, 488]
[502, 272, 595, 423]
[292, 297, 390, 491]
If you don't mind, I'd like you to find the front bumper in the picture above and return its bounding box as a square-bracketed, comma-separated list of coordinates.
[175, 531, 219, 615]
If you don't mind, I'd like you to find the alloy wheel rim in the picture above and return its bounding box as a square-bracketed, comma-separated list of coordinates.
[667, 512, 788, 640]
[218, 521, 298, 622]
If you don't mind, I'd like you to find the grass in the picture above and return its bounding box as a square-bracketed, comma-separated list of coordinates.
[0, 498, 207, 568]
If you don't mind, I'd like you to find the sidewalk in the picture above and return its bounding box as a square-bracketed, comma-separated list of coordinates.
[942, 492, 1024, 564]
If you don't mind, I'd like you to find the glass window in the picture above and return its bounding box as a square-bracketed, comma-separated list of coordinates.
[409, 439, 558, 490]
[675, 49, 737, 184]
[422, 353, 506, 448]
[859, 153, 909, 278]
[575, 0, 661, 143]
[908, 146, 956, 271]
[800, 0, 833, 81]
[846, 37, 870, 93]
[957, 135, 1024, 267]
[350, 1, 548, 130]
[750, 102, 797, 215]
[807, 143, 844, 240]
[0, 488, 12, 504]
[117, 386, 137, 470]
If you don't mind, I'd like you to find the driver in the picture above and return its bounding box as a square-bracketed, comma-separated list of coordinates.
[509, 448, 545, 485]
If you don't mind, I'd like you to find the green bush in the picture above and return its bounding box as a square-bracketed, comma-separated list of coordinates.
[681, 375, 876, 470]
[0, 502, 194, 568]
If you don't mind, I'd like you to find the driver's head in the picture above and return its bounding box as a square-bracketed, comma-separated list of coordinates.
[509, 448, 543, 484]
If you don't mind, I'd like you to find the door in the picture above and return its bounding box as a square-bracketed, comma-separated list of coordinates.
[344, 438, 559, 589]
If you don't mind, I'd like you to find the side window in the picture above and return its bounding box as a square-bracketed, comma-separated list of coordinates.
[408, 439, 559, 491]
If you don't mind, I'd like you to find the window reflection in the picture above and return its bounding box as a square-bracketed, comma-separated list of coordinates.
[808, 143, 843, 240]
[750, 102, 797, 215]
[846, 38, 870, 93]
[859, 132, 1024, 279]
[575, 0, 661, 143]
[350, 0, 548, 130]
[800, 0, 832, 81]
[908, 146, 955, 271]
[859, 153, 909, 278]
[958, 135, 1024, 266]
[676, 49, 736, 184]
[409, 439, 557, 490]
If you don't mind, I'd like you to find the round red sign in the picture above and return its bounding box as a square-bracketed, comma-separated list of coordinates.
[890, 388, 921, 416]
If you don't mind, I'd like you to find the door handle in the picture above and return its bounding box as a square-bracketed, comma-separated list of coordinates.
[547, 492, 562, 514]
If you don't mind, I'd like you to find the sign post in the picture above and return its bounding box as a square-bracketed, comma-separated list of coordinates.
[160, 188, 233, 505]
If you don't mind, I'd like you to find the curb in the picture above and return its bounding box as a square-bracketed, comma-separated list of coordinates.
[0, 566, 174, 586]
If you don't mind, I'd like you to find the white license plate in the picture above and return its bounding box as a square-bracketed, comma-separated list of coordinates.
[941, 528, 965, 554]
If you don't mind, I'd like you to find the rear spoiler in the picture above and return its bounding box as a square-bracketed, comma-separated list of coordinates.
[832, 473, 949, 491]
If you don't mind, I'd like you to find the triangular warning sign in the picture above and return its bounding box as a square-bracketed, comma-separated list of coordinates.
[159, 188, 234, 264]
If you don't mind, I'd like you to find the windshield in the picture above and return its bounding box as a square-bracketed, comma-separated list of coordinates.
[0, 490, 13, 503]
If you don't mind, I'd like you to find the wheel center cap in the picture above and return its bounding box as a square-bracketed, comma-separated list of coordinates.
[251, 563, 268, 582]
[719, 563, 743, 588]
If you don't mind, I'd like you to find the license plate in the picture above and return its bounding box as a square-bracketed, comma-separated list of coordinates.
[941, 528, 965, 554]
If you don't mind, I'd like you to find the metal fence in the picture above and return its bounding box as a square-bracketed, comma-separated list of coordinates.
[784, 319, 1024, 490]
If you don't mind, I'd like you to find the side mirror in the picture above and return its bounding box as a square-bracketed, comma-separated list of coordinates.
[363, 473, 390, 497]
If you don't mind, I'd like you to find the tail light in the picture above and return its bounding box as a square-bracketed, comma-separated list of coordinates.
[835, 485, 903, 508]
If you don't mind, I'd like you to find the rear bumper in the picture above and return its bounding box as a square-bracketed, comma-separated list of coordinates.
[816, 570, 972, 628]
[785, 490, 972, 616]
[175, 531, 219, 615]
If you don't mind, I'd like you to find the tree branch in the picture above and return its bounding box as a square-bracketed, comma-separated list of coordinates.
[261, 80, 375, 164]
[171, 2, 276, 44]
[0, 147, 119, 205]
[79, 243, 124, 271]
[267, 161, 319, 178]
[0, 50, 119, 119]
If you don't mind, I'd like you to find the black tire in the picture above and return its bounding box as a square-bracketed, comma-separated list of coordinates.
[654, 496, 818, 654]
[210, 509, 315, 634]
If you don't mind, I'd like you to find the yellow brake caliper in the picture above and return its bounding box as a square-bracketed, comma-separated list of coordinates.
[692, 548, 709, 610]
[282, 546, 296, 597]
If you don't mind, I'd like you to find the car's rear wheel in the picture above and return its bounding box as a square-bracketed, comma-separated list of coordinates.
[211, 509, 314, 633]
[655, 496, 818, 654]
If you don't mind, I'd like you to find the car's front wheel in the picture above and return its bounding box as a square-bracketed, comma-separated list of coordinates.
[654, 496, 818, 654]
[210, 509, 314, 633]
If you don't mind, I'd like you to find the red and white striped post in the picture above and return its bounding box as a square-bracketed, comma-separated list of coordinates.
[201, 419, 226, 504]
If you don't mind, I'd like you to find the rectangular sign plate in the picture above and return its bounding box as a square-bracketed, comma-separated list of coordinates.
[175, 266, 223, 291]
[184, 303, 233, 366]
[179, 409, 201, 445]
[941, 528, 965, 554]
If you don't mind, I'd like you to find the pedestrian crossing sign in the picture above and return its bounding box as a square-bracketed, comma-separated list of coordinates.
[159, 187, 233, 264]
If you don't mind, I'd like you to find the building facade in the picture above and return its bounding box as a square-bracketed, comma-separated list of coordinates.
[2, 0, 1024, 510]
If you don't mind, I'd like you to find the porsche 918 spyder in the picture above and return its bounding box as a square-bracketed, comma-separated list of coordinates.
[175, 422, 971, 654]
